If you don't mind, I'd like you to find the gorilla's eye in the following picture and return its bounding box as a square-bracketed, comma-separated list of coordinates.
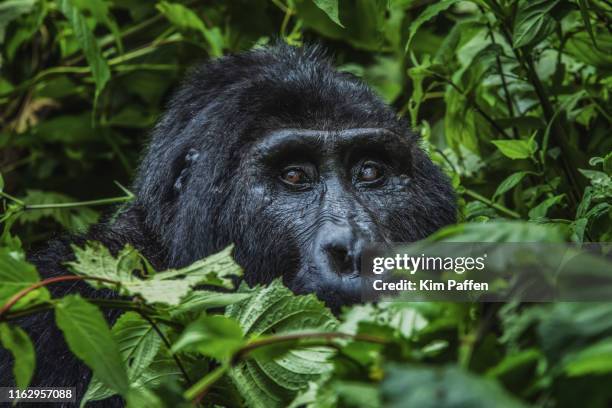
[357, 161, 384, 184]
[280, 167, 310, 186]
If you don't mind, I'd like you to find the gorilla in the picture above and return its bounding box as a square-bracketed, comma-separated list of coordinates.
[0, 43, 455, 402]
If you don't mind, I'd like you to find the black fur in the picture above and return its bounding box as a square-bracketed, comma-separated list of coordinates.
[0, 44, 456, 405]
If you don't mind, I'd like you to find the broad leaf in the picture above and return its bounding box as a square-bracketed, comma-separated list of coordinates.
[157, 1, 223, 57]
[0, 247, 48, 309]
[491, 139, 536, 160]
[312, 0, 343, 27]
[173, 315, 245, 362]
[82, 312, 162, 405]
[528, 194, 564, 219]
[67, 242, 242, 305]
[0, 323, 35, 389]
[405, 0, 460, 52]
[226, 280, 338, 408]
[512, 0, 559, 48]
[55, 295, 129, 396]
[564, 339, 612, 376]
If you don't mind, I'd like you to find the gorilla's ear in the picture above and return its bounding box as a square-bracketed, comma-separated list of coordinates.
[173, 148, 200, 192]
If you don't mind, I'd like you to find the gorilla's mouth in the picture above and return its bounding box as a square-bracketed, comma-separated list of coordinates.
[289, 264, 363, 313]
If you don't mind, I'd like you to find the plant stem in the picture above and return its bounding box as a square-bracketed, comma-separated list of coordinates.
[462, 188, 521, 219]
[0, 191, 25, 206]
[497, 25, 582, 210]
[0, 275, 119, 318]
[140, 313, 192, 385]
[431, 73, 513, 140]
[23, 195, 133, 210]
[483, 14, 518, 139]
[184, 365, 229, 403]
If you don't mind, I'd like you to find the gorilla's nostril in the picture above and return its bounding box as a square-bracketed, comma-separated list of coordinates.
[326, 244, 353, 275]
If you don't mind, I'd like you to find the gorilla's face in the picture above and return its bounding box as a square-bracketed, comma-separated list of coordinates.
[135, 45, 456, 312]
[231, 127, 452, 311]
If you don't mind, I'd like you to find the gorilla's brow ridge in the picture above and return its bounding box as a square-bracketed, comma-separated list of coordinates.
[251, 128, 407, 157]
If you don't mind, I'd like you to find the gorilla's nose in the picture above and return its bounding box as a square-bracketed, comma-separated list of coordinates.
[319, 226, 364, 276]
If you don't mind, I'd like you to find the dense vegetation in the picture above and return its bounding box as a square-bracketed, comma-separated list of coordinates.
[1, 0, 611, 407]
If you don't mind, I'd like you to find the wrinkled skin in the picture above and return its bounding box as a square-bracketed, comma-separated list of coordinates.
[0, 44, 456, 404]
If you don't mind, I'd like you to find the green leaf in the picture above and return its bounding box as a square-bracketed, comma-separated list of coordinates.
[0, 247, 48, 309]
[430, 221, 565, 242]
[226, 280, 338, 408]
[564, 339, 612, 376]
[58, 0, 111, 102]
[312, 0, 343, 27]
[18, 190, 99, 231]
[528, 194, 564, 219]
[173, 315, 245, 362]
[382, 364, 526, 408]
[0, 0, 36, 44]
[170, 290, 253, 317]
[67, 242, 242, 305]
[485, 349, 541, 382]
[493, 171, 531, 199]
[0, 323, 35, 389]
[577, 0, 597, 49]
[55, 295, 129, 396]
[82, 312, 162, 404]
[537, 303, 612, 362]
[405, 0, 460, 52]
[156, 1, 223, 57]
[512, 0, 559, 49]
[491, 139, 536, 160]
[69, 0, 123, 53]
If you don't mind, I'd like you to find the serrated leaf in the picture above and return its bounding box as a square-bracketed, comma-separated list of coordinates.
[312, 0, 343, 27]
[491, 139, 536, 160]
[170, 290, 252, 317]
[0, 323, 35, 389]
[173, 315, 245, 362]
[405, 0, 460, 52]
[67, 242, 242, 305]
[82, 312, 162, 405]
[55, 295, 129, 396]
[226, 280, 338, 407]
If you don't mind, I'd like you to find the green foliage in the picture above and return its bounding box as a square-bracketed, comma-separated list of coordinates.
[67, 242, 241, 305]
[0, 323, 35, 389]
[55, 295, 130, 396]
[381, 364, 525, 407]
[1, 0, 611, 407]
[226, 280, 337, 407]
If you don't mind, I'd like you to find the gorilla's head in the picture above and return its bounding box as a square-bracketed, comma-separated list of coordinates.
[132, 44, 456, 310]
